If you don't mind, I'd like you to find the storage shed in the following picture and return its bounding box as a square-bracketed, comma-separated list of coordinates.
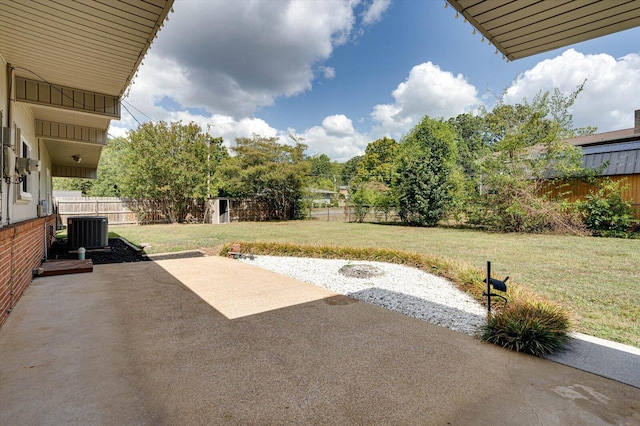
[548, 110, 640, 216]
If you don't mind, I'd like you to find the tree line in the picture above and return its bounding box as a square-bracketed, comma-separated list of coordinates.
[56, 85, 637, 234]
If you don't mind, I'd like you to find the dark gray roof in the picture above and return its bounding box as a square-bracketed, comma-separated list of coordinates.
[582, 141, 640, 176]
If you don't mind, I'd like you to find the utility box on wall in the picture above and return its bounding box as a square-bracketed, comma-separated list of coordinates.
[67, 216, 108, 250]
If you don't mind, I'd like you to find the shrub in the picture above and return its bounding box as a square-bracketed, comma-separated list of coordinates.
[576, 178, 637, 234]
[480, 292, 571, 356]
[467, 188, 589, 235]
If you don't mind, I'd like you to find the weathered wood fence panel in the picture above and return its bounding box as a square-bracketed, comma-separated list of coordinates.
[228, 198, 273, 222]
[55, 197, 136, 226]
[54, 197, 176, 226]
[56, 198, 400, 225]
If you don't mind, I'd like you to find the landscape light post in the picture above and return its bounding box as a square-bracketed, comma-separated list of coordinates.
[484, 261, 509, 313]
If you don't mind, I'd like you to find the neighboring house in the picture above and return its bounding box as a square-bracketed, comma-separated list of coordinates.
[0, 1, 174, 326]
[308, 188, 337, 205]
[52, 190, 82, 199]
[339, 185, 350, 199]
[548, 109, 640, 216]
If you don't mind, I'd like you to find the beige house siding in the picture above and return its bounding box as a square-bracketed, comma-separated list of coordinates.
[7, 96, 40, 225]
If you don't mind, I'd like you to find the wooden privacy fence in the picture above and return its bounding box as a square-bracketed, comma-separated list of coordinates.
[55, 197, 275, 225]
[54, 197, 403, 225]
[54, 197, 203, 226]
[56, 197, 137, 226]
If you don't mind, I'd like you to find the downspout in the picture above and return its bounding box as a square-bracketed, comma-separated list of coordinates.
[9, 229, 15, 313]
[5, 64, 14, 225]
[0, 64, 9, 226]
[39, 139, 46, 260]
[43, 221, 47, 261]
[37, 139, 41, 206]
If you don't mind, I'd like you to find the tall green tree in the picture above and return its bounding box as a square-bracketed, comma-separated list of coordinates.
[308, 153, 339, 192]
[471, 86, 594, 233]
[352, 137, 398, 188]
[215, 135, 310, 219]
[122, 121, 227, 222]
[89, 137, 127, 196]
[52, 176, 92, 195]
[396, 117, 459, 227]
[341, 155, 362, 186]
[447, 113, 490, 179]
[348, 137, 399, 220]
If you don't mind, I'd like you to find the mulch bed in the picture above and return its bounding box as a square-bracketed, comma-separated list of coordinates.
[48, 238, 151, 264]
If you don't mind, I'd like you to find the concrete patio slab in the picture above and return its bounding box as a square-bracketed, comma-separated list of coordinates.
[1, 257, 639, 425]
[157, 256, 338, 319]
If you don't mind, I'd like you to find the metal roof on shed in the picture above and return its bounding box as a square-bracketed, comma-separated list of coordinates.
[583, 148, 640, 176]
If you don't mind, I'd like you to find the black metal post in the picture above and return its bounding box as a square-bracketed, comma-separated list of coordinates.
[487, 261, 492, 313]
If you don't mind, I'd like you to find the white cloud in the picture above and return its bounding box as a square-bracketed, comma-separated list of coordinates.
[137, 0, 360, 119]
[319, 66, 336, 79]
[297, 115, 369, 161]
[370, 62, 480, 139]
[111, 105, 279, 152]
[322, 114, 356, 136]
[362, 0, 392, 25]
[113, 0, 640, 166]
[503, 49, 640, 132]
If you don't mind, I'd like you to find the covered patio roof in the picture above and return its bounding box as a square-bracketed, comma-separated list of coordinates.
[0, 0, 173, 176]
[446, 0, 640, 60]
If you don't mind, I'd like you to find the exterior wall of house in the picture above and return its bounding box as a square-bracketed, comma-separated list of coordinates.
[0, 54, 6, 122]
[1, 54, 7, 226]
[0, 215, 56, 327]
[9, 102, 39, 224]
[1, 55, 55, 327]
[2, 54, 48, 226]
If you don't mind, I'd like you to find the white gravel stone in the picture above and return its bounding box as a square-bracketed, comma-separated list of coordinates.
[239, 255, 487, 336]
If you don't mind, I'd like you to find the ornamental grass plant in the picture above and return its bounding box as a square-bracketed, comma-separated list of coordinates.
[480, 286, 571, 356]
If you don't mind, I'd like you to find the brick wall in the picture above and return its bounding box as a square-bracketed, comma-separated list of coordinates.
[0, 215, 57, 327]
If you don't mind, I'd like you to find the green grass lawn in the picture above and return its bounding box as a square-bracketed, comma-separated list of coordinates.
[109, 221, 640, 348]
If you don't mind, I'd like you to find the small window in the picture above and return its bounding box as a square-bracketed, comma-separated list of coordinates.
[17, 137, 32, 202]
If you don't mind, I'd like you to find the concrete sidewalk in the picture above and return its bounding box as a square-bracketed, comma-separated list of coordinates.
[1, 256, 639, 425]
[546, 332, 640, 389]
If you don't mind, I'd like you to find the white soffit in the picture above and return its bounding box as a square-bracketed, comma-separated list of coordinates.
[446, 0, 640, 60]
[0, 0, 173, 97]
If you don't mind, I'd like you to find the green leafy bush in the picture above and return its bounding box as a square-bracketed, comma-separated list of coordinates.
[577, 179, 637, 234]
[480, 292, 571, 356]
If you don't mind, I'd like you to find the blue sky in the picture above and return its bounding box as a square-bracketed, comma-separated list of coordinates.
[112, 0, 640, 161]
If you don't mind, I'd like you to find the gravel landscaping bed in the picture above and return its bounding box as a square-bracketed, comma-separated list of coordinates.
[239, 255, 487, 335]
